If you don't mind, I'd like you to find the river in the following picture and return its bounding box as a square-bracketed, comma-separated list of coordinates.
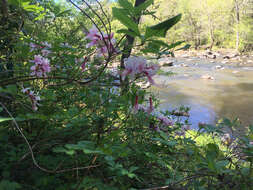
[153, 53, 253, 132]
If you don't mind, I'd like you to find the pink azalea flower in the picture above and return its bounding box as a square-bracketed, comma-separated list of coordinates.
[22, 87, 40, 111]
[81, 57, 88, 72]
[29, 42, 38, 52]
[122, 57, 147, 80]
[75, 57, 88, 72]
[146, 97, 154, 114]
[30, 55, 51, 77]
[133, 96, 154, 114]
[175, 130, 186, 137]
[132, 96, 148, 113]
[41, 41, 52, 49]
[143, 64, 160, 85]
[157, 115, 173, 126]
[183, 125, 190, 131]
[121, 56, 159, 85]
[133, 95, 139, 113]
[41, 49, 51, 57]
[85, 25, 117, 56]
[85, 25, 100, 41]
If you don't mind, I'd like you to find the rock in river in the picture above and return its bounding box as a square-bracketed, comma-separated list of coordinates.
[201, 74, 214, 80]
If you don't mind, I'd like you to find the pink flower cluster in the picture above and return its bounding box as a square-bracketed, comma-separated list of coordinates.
[175, 125, 190, 136]
[85, 25, 117, 57]
[133, 95, 174, 128]
[75, 57, 88, 72]
[30, 41, 52, 57]
[134, 96, 154, 114]
[121, 56, 159, 85]
[22, 88, 40, 111]
[30, 55, 51, 77]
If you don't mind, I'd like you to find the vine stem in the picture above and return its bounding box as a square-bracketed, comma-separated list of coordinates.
[0, 102, 100, 173]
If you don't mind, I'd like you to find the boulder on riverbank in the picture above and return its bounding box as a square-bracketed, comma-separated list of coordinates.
[158, 59, 174, 67]
[201, 74, 214, 80]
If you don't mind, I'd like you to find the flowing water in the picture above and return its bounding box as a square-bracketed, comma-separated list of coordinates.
[153, 55, 253, 132]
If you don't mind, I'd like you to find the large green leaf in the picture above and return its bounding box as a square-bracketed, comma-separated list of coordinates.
[135, 0, 154, 14]
[0, 117, 12, 123]
[145, 14, 182, 39]
[112, 7, 140, 35]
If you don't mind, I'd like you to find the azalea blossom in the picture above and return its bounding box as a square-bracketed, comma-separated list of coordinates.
[133, 95, 139, 113]
[30, 55, 51, 77]
[60, 42, 72, 48]
[133, 96, 154, 114]
[121, 56, 159, 84]
[143, 64, 160, 85]
[41, 49, 51, 57]
[22, 87, 40, 111]
[81, 57, 88, 72]
[122, 56, 147, 80]
[29, 42, 38, 52]
[75, 57, 88, 72]
[146, 97, 154, 114]
[85, 25, 117, 56]
[133, 96, 145, 113]
[81, 62, 86, 72]
[29, 41, 52, 57]
[157, 115, 173, 126]
[41, 41, 52, 49]
[221, 133, 233, 145]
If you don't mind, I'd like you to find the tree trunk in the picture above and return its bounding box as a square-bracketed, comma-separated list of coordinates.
[234, 0, 240, 51]
[120, 0, 147, 93]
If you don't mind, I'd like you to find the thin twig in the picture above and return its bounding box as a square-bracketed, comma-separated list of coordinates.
[0, 102, 100, 173]
[94, 0, 112, 35]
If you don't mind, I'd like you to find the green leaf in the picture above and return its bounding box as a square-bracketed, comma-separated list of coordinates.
[159, 131, 168, 140]
[34, 12, 46, 21]
[135, 0, 154, 14]
[142, 42, 161, 54]
[112, 7, 140, 35]
[118, 0, 134, 12]
[205, 143, 219, 163]
[65, 141, 104, 155]
[0, 85, 17, 95]
[165, 41, 185, 50]
[176, 44, 191, 51]
[22, 2, 44, 13]
[0, 117, 12, 123]
[129, 166, 138, 172]
[0, 180, 21, 190]
[56, 9, 71, 17]
[53, 147, 76, 155]
[7, 0, 25, 7]
[127, 173, 136, 178]
[216, 160, 229, 169]
[145, 14, 182, 39]
[117, 29, 138, 37]
[83, 149, 103, 154]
